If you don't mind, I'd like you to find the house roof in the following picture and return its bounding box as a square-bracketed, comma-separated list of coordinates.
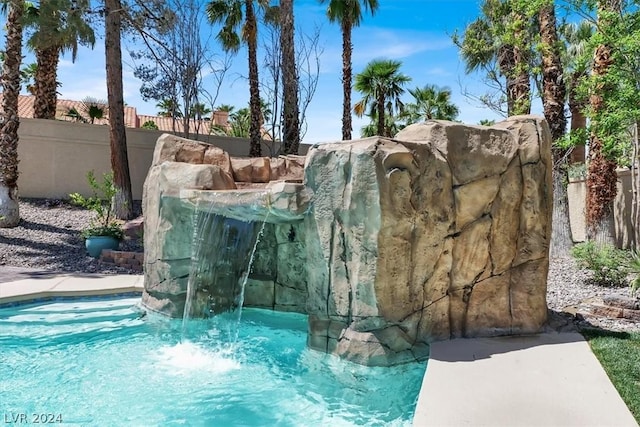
[0, 94, 258, 137]
[1, 94, 217, 133]
[0, 94, 139, 128]
[137, 114, 214, 135]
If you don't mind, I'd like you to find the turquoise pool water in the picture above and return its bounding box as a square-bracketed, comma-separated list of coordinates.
[0, 298, 426, 426]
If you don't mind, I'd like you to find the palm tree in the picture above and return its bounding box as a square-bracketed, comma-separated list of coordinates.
[535, 0, 571, 257]
[0, 0, 24, 228]
[402, 84, 459, 124]
[586, 0, 621, 243]
[509, 3, 531, 115]
[560, 21, 594, 164]
[279, 0, 300, 154]
[105, 0, 134, 220]
[27, 0, 95, 119]
[454, 0, 533, 116]
[360, 110, 402, 138]
[156, 99, 183, 118]
[20, 62, 37, 94]
[229, 107, 251, 137]
[321, 0, 379, 141]
[80, 97, 108, 124]
[207, 0, 268, 157]
[538, 1, 566, 142]
[190, 103, 212, 120]
[354, 59, 411, 137]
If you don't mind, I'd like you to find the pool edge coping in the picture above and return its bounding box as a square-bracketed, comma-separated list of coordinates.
[0, 272, 144, 307]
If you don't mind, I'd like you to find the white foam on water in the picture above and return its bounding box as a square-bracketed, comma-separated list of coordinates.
[154, 341, 240, 375]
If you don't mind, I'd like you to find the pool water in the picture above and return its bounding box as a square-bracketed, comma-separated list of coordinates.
[0, 298, 426, 426]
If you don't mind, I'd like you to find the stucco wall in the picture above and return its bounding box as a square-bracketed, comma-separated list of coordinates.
[16, 118, 310, 200]
[567, 169, 637, 248]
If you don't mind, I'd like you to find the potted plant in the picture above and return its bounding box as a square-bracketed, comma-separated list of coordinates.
[70, 171, 124, 258]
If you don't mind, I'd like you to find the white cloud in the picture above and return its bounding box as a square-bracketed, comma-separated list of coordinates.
[352, 27, 452, 65]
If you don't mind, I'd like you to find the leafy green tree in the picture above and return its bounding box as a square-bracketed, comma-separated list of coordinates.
[453, 0, 533, 116]
[320, 0, 378, 140]
[26, 0, 95, 119]
[0, 0, 24, 228]
[402, 84, 459, 124]
[207, 0, 268, 157]
[354, 59, 411, 137]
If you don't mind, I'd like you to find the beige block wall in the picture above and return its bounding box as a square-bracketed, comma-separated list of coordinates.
[567, 169, 637, 249]
[17, 118, 310, 200]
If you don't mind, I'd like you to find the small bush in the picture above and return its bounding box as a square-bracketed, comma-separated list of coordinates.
[629, 251, 640, 297]
[69, 171, 124, 240]
[142, 120, 159, 130]
[571, 241, 632, 287]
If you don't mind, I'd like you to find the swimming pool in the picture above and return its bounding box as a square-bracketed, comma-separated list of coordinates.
[0, 297, 426, 426]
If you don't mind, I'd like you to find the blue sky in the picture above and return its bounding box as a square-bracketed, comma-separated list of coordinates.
[34, 0, 517, 144]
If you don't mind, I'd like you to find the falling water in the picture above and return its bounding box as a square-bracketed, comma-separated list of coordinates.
[181, 192, 269, 341]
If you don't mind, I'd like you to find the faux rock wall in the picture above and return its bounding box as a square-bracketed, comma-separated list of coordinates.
[141, 133, 307, 317]
[303, 115, 552, 366]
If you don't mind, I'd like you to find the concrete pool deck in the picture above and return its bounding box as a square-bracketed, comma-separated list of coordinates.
[0, 266, 143, 305]
[0, 267, 637, 426]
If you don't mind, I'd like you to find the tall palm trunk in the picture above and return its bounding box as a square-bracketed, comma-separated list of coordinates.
[33, 45, 61, 119]
[539, 3, 566, 143]
[341, 17, 353, 140]
[511, 9, 531, 116]
[538, 2, 572, 257]
[568, 72, 587, 163]
[0, 0, 24, 228]
[280, 0, 300, 154]
[376, 92, 385, 137]
[586, 1, 619, 244]
[105, 0, 134, 220]
[498, 45, 517, 116]
[246, 0, 262, 157]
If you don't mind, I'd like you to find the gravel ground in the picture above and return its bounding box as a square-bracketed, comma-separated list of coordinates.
[1, 198, 638, 332]
[0, 198, 142, 274]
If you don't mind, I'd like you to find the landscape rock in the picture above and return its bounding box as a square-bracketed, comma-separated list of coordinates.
[304, 116, 552, 365]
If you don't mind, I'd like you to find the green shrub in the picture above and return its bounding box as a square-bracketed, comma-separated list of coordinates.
[571, 241, 632, 287]
[69, 171, 124, 240]
[629, 251, 640, 297]
[142, 120, 159, 130]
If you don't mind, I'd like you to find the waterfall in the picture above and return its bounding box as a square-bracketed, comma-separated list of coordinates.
[181, 192, 269, 340]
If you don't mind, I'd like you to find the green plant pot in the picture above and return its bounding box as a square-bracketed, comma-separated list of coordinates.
[85, 236, 120, 258]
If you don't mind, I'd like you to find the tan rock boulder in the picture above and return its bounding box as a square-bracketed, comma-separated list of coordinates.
[304, 116, 552, 366]
[231, 157, 271, 183]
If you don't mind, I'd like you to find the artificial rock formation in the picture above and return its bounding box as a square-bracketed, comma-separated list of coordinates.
[303, 115, 552, 366]
[142, 116, 552, 366]
[142, 133, 308, 317]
